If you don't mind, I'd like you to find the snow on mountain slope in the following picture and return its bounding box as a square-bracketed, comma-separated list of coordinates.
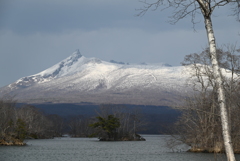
[9, 49, 107, 89]
[2, 50, 192, 105]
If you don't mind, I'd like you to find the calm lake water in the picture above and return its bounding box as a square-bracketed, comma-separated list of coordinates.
[1, 135, 240, 161]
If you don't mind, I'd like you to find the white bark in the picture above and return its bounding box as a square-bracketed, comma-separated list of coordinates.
[205, 17, 236, 161]
[138, 1, 239, 160]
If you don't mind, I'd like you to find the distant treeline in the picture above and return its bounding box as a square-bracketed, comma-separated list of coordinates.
[0, 99, 181, 145]
[33, 103, 181, 134]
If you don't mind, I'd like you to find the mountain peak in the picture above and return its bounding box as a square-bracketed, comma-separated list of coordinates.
[74, 49, 81, 56]
[67, 49, 82, 63]
[46, 49, 83, 77]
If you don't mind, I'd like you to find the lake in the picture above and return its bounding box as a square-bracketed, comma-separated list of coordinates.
[1, 135, 239, 161]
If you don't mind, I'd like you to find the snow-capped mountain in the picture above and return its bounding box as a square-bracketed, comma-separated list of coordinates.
[1, 50, 192, 106]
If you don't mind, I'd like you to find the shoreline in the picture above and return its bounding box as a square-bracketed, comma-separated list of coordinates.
[0, 139, 26, 146]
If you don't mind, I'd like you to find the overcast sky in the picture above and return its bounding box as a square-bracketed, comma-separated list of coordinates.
[0, 0, 239, 87]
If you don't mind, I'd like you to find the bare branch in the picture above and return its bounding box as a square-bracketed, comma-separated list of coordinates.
[138, 0, 240, 24]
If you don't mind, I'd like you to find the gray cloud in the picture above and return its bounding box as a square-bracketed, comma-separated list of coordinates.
[0, 0, 239, 87]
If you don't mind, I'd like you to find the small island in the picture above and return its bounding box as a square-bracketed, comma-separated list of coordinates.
[89, 114, 145, 141]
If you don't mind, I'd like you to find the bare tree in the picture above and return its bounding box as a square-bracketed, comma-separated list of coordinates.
[176, 46, 240, 156]
[46, 114, 65, 137]
[138, 1, 239, 160]
[17, 105, 54, 139]
[68, 115, 93, 137]
[0, 96, 18, 144]
[0, 96, 66, 145]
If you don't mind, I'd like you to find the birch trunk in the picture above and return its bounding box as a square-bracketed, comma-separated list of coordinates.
[204, 16, 236, 161]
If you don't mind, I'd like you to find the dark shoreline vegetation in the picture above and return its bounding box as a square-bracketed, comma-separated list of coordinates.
[2, 99, 240, 153]
[0, 100, 179, 146]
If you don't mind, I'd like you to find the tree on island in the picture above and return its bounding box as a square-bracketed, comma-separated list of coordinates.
[90, 115, 120, 141]
[89, 105, 146, 141]
[138, 0, 239, 160]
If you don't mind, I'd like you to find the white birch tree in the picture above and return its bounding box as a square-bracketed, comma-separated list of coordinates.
[138, 0, 239, 160]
